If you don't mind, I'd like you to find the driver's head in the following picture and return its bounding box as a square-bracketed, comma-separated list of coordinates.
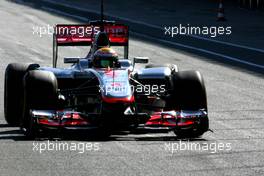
[92, 47, 118, 68]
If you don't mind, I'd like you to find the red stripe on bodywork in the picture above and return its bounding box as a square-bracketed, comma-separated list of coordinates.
[102, 96, 134, 103]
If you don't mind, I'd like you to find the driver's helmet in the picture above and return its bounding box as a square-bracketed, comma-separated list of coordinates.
[92, 47, 118, 68]
[94, 32, 110, 49]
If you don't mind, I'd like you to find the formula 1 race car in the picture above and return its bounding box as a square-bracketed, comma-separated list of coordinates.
[4, 19, 209, 139]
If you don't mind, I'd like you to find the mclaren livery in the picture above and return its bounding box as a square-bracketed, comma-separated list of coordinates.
[4, 20, 209, 139]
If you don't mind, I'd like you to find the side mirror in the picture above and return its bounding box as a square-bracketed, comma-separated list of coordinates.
[64, 57, 79, 64]
[133, 57, 149, 71]
[133, 57, 149, 64]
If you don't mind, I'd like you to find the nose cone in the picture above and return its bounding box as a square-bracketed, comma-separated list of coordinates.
[99, 69, 133, 103]
[102, 95, 135, 104]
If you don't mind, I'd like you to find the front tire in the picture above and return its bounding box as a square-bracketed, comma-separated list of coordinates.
[170, 70, 207, 111]
[174, 116, 209, 138]
[22, 70, 58, 138]
[22, 111, 39, 139]
[169, 70, 209, 137]
[4, 63, 38, 126]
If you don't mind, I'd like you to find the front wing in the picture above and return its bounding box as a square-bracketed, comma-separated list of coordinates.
[31, 109, 208, 131]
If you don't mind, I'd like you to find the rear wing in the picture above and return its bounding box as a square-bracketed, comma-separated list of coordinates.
[53, 23, 129, 67]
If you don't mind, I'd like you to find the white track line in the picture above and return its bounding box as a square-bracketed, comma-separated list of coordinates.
[42, 0, 264, 54]
[42, 6, 88, 21]
[189, 35, 264, 53]
[132, 32, 264, 69]
[40, 1, 264, 70]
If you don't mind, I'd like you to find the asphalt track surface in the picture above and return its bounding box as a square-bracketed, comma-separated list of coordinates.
[0, 0, 264, 175]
